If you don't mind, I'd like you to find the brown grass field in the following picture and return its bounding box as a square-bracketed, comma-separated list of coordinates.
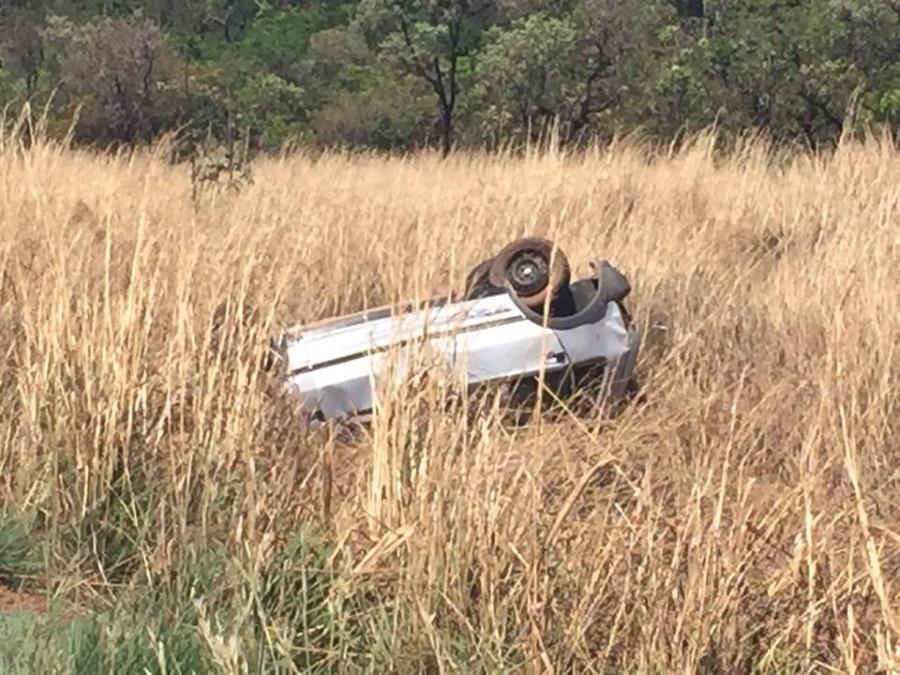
[0, 119, 898, 673]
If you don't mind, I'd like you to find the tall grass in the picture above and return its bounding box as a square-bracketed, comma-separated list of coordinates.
[0, 120, 898, 673]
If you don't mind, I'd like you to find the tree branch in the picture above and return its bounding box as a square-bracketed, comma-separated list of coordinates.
[395, 9, 437, 87]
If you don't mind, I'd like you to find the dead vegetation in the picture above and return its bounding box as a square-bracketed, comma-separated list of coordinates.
[0, 125, 898, 673]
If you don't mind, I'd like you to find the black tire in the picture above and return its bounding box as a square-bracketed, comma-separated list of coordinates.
[463, 257, 499, 300]
[488, 237, 571, 310]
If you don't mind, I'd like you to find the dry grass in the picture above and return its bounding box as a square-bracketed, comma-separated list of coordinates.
[0, 122, 898, 673]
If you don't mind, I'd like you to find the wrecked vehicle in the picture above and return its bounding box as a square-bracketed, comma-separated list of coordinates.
[267, 238, 641, 424]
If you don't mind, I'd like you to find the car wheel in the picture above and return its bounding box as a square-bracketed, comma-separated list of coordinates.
[488, 237, 571, 310]
[463, 257, 498, 300]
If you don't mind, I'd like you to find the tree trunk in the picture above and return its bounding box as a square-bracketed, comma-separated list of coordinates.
[440, 107, 452, 157]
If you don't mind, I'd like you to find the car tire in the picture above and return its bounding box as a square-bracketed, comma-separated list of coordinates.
[488, 237, 571, 310]
[463, 257, 499, 300]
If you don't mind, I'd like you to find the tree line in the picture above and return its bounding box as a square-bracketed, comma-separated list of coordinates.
[1, 0, 898, 155]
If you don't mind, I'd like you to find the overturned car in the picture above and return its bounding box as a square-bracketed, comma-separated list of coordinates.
[267, 238, 641, 424]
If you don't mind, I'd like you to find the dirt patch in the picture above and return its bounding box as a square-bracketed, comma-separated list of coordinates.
[0, 585, 47, 615]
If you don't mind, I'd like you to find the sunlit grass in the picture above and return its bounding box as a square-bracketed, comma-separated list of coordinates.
[0, 115, 898, 672]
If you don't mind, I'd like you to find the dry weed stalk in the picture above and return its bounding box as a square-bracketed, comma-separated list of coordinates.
[0, 122, 898, 672]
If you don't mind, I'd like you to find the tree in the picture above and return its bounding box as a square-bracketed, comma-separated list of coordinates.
[833, 0, 900, 129]
[672, 0, 703, 18]
[357, 0, 497, 156]
[45, 15, 184, 144]
[474, 2, 666, 144]
[230, 5, 328, 78]
[476, 13, 580, 140]
[567, 0, 668, 141]
[641, 0, 866, 145]
[0, 8, 44, 97]
[289, 25, 432, 149]
[200, 0, 257, 42]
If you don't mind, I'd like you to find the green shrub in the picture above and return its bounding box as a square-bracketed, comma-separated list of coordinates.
[0, 511, 40, 591]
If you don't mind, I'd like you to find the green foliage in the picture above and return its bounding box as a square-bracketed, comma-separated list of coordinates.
[357, 0, 499, 153]
[0, 511, 40, 590]
[0, 599, 211, 674]
[640, 0, 873, 143]
[872, 86, 900, 125]
[299, 27, 372, 104]
[476, 13, 580, 136]
[232, 72, 307, 150]
[310, 66, 434, 149]
[0, 8, 43, 96]
[0, 525, 413, 673]
[232, 6, 328, 70]
[0, 67, 26, 106]
[0, 0, 899, 150]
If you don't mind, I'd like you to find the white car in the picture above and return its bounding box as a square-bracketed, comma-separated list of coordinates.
[268, 238, 641, 423]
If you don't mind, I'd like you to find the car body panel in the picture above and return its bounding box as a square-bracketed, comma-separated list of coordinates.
[275, 286, 640, 422]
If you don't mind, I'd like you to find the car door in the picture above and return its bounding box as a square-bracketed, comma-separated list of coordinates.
[450, 298, 569, 386]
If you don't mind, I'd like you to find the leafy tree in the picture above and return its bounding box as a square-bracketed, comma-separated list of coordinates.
[290, 25, 432, 149]
[310, 66, 433, 149]
[230, 5, 329, 77]
[833, 0, 900, 128]
[476, 14, 580, 140]
[198, 0, 258, 42]
[475, 2, 669, 144]
[43, 15, 184, 144]
[296, 27, 373, 107]
[204, 6, 332, 149]
[165, 5, 337, 151]
[0, 8, 44, 97]
[567, 0, 670, 141]
[643, 0, 866, 145]
[357, 0, 497, 155]
[232, 71, 307, 149]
